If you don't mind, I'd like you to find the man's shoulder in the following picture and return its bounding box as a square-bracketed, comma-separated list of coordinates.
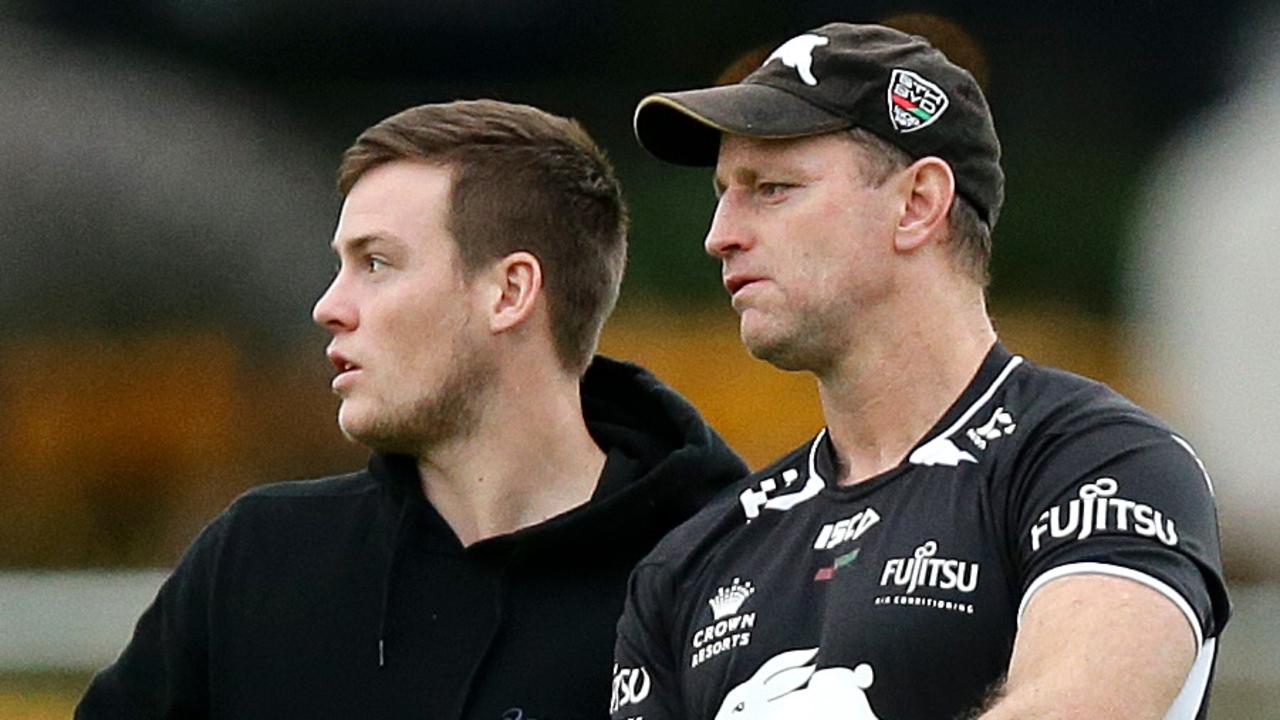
[234, 470, 382, 502]
[174, 467, 398, 581]
[1008, 356, 1173, 437]
[215, 468, 390, 537]
[995, 356, 1206, 495]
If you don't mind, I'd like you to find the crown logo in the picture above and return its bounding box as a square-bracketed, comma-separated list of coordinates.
[708, 578, 755, 620]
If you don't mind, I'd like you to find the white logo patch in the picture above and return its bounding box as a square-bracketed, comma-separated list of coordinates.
[874, 540, 980, 615]
[908, 437, 976, 467]
[714, 648, 882, 719]
[888, 68, 950, 133]
[693, 578, 757, 668]
[813, 507, 881, 550]
[763, 33, 830, 86]
[709, 577, 755, 620]
[1030, 477, 1178, 552]
[911, 405, 1016, 467]
[966, 405, 1016, 449]
[879, 540, 981, 595]
[610, 663, 652, 714]
[739, 468, 823, 519]
[908, 355, 1025, 469]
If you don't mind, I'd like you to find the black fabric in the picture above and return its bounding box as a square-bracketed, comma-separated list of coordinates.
[76, 356, 748, 720]
[634, 22, 1005, 227]
[611, 344, 1230, 720]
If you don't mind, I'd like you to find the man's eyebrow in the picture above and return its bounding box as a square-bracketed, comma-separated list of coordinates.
[331, 233, 385, 254]
[711, 166, 758, 198]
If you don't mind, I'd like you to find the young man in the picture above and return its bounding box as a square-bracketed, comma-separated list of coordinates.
[77, 100, 747, 719]
[613, 23, 1230, 719]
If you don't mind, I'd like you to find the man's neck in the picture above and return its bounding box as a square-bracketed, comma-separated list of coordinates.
[817, 288, 996, 486]
[415, 370, 606, 547]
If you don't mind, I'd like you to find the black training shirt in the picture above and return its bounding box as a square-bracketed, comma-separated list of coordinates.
[612, 343, 1229, 720]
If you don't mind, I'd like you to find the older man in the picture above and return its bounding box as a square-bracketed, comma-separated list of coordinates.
[612, 23, 1229, 720]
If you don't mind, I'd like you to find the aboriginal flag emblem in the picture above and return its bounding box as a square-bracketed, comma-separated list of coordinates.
[887, 69, 949, 133]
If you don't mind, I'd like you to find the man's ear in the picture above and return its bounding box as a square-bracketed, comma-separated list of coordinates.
[486, 251, 543, 334]
[894, 156, 955, 253]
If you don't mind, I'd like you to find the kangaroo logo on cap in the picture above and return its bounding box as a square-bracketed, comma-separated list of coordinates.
[764, 34, 830, 86]
[888, 69, 950, 133]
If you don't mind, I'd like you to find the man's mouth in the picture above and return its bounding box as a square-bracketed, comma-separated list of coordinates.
[326, 349, 362, 389]
[724, 273, 764, 296]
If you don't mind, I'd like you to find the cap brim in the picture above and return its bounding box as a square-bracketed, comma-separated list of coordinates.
[634, 82, 852, 166]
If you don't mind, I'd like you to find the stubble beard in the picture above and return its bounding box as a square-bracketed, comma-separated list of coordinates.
[343, 341, 497, 457]
[741, 307, 834, 373]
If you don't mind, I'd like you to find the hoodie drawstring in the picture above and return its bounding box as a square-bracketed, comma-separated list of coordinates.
[377, 494, 412, 668]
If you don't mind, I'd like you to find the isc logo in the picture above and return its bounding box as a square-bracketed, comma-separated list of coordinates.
[610, 664, 651, 713]
[813, 507, 881, 550]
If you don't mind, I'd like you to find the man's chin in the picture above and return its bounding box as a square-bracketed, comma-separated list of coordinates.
[337, 408, 398, 452]
[741, 321, 785, 364]
[742, 326, 819, 373]
[336, 416, 375, 447]
[339, 422, 417, 456]
[744, 336, 798, 371]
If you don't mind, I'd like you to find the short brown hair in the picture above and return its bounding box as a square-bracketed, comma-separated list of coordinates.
[339, 99, 629, 375]
[848, 128, 992, 287]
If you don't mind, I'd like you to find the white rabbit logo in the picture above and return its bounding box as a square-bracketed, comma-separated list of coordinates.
[714, 648, 882, 719]
[763, 34, 830, 86]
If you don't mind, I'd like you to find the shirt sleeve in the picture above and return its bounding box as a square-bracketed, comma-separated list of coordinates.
[75, 512, 229, 720]
[1008, 415, 1230, 649]
[612, 561, 683, 720]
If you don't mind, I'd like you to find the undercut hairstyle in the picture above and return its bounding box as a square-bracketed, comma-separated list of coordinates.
[339, 99, 629, 375]
[847, 128, 992, 287]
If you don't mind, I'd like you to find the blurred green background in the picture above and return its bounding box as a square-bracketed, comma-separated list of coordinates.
[2, 0, 1277, 716]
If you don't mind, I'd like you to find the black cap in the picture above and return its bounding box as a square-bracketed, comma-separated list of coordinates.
[634, 22, 1004, 227]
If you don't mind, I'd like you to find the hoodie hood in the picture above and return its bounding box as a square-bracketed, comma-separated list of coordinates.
[544, 355, 749, 556]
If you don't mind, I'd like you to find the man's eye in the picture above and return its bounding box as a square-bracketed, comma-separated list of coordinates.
[758, 182, 791, 198]
[365, 256, 387, 273]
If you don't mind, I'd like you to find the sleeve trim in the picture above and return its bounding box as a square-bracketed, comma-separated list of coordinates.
[1169, 434, 1215, 496]
[1166, 637, 1216, 720]
[1017, 561, 1203, 652]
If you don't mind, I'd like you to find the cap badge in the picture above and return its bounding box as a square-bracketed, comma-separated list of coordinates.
[888, 69, 950, 133]
[763, 34, 830, 86]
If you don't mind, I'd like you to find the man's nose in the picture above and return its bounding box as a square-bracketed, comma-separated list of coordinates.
[704, 192, 754, 259]
[312, 274, 355, 333]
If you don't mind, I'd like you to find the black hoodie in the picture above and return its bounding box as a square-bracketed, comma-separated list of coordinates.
[76, 357, 747, 720]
